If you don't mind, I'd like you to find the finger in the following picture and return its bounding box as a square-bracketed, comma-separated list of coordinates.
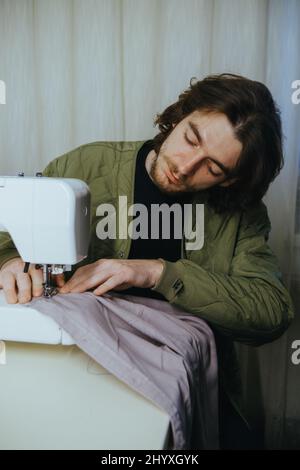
[60, 267, 107, 293]
[67, 272, 111, 293]
[93, 273, 127, 296]
[60, 261, 111, 293]
[59, 271, 83, 293]
[53, 273, 65, 288]
[1, 271, 18, 304]
[29, 265, 44, 297]
[16, 272, 32, 304]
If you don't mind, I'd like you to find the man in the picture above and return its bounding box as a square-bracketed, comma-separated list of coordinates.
[0, 74, 294, 448]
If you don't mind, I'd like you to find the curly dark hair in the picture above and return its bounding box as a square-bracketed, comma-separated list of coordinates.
[152, 73, 284, 213]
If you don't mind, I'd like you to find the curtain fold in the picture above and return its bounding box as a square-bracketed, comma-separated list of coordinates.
[0, 0, 299, 448]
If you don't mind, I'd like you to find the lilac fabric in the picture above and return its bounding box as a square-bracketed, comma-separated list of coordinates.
[29, 292, 219, 449]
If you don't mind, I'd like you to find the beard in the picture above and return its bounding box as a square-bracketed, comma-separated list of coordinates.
[148, 150, 197, 196]
[149, 153, 179, 195]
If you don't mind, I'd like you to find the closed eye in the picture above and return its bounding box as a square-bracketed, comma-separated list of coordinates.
[184, 132, 198, 148]
[208, 167, 223, 177]
[185, 131, 224, 177]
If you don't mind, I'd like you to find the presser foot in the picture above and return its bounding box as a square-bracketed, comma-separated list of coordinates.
[42, 284, 58, 298]
[42, 264, 61, 298]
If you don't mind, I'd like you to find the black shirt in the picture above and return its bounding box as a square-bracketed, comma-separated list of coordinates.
[123, 140, 191, 299]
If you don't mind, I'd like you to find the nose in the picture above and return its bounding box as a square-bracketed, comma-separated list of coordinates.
[175, 153, 204, 178]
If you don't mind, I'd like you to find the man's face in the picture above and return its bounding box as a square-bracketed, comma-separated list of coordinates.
[146, 110, 242, 194]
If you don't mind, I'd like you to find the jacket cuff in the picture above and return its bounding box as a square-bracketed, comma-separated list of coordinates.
[0, 250, 21, 270]
[151, 259, 185, 301]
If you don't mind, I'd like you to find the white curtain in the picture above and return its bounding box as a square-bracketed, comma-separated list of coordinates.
[0, 0, 299, 448]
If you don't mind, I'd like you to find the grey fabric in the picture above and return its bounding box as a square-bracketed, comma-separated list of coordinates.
[28, 292, 219, 449]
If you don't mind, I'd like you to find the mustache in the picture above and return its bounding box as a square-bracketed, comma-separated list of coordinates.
[162, 155, 182, 178]
[166, 162, 188, 185]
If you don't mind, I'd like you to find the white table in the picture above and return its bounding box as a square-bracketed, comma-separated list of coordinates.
[0, 291, 170, 450]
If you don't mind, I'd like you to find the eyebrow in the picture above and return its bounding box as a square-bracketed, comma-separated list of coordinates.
[188, 121, 232, 176]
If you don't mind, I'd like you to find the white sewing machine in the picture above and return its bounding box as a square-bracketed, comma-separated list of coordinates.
[0, 174, 91, 296]
[0, 174, 170, 449]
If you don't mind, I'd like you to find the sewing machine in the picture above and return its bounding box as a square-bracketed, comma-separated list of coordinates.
[0, 174, 171, 449]
[0, 174, 91, 296]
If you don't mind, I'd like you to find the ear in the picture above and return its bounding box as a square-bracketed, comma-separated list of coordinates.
[219, 177, 237, 187]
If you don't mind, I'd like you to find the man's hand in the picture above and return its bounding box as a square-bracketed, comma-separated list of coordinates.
[0, 258, 65, 304]
[59, 259, 164, 296]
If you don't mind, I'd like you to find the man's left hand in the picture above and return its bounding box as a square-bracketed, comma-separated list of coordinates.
[59, 259, 164, 296]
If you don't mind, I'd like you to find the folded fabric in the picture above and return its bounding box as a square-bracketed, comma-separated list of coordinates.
[28, 292, 219, 449]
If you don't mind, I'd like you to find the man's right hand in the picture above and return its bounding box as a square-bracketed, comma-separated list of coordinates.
[0, 258, 44, 304]
[0, 258, 66, 304]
